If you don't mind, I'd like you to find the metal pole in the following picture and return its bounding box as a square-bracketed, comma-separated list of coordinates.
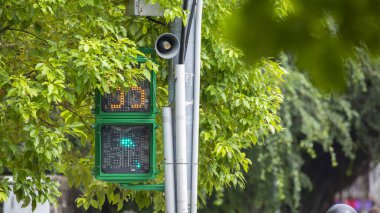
[163, 107, 176, 213]
[175, 64, 188, 213]
[169, 18, 182, 213]
[169, 19, 182, 102]
[183, 0, 195, 211]
[190, 1, 203, 212]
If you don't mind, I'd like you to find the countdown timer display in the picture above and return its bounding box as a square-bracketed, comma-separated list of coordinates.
[101, 124, 151, 174]
[101, 79, 150, 113]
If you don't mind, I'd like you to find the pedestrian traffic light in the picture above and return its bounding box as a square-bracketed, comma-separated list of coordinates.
[94, 119, 157, 182]
[94, 50, 158, 182]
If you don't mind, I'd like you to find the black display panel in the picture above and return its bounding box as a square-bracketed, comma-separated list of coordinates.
[101, 124, 151, 174]
[101, 79, 150, 113]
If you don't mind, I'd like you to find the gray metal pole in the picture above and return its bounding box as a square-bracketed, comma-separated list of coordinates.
[184, 0, 195, 211]
[169, 19, 181, 213]
[169, 1, 202, 211]
[169, 19, 182, 103]
[190, 1, 203, 212]
[163, 107, 176, 213]
[175, 64, 189, 213]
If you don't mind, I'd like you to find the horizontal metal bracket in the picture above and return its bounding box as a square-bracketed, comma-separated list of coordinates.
[120, 183, 165, 191]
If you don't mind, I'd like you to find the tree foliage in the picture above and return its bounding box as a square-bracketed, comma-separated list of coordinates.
[226, 0, 380, 91]
[0, 0, 286, 211]
[201, 48, 380, 213]
[0, 0, 173, 210]
[198, 0, 286, 202]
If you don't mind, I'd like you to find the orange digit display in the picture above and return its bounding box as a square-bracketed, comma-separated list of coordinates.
[131, 86, 145, 109]
[110, 87, 125, 110]
[101, 79, 150, 113]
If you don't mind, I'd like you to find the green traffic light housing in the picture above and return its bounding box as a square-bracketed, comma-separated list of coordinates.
[94, 119, 157, 182]
[94, 48, 158, 183]
[94, 71, 157, 119]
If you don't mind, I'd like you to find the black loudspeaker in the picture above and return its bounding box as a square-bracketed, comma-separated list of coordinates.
[155, 33, 180, 59]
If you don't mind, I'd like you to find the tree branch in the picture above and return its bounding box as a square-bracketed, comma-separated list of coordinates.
[6, 28, 48, 44]
[0, 26, 10, 34]
[146, 17, 166, 26]
[39, 117, 55, 128]
[0, 43, 18, 48]
[61, 104, 93, 132]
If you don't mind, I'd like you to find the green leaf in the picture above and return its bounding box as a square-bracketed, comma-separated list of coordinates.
[0, 192, 8, 203]
[83, 44, 90, 52]
[117, 5, 126, 10]
[48, 84, 54, 96]
[220, 93, 227, 102]
[70, 122, 84, 128]
[90, 199, 99, 209]
[32, 199, 37, 211]
[97, 191, 105, 208]
[21, 196, 31, 208]
[117, 201, 123, 211]
[142, 69, 151, 81]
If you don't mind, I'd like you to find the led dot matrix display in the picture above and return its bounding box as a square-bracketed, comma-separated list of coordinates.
[102, 79, 150, 113]
[101, 125, 151, 174]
